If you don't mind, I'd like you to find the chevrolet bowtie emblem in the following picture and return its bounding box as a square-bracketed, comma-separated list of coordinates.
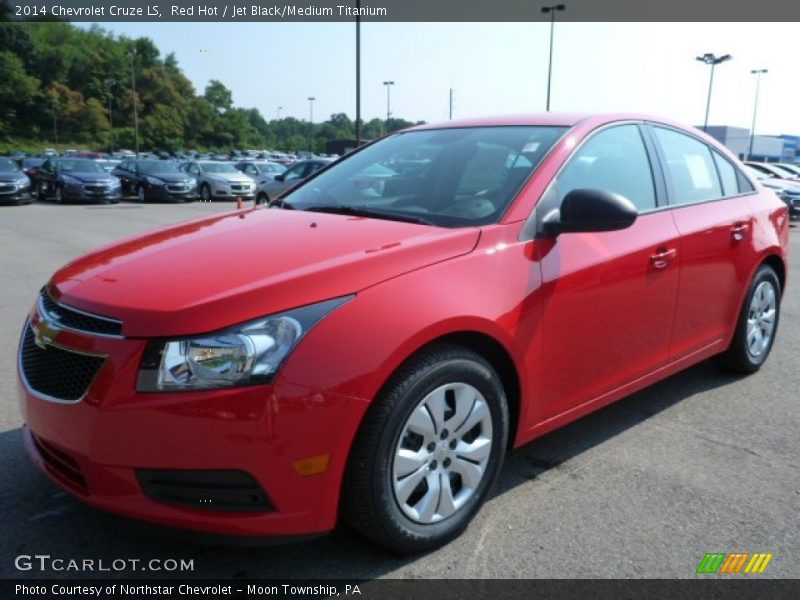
[32, 318, 60, 350]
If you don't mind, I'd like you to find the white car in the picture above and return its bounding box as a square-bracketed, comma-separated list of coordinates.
[180, 160, 256, 201]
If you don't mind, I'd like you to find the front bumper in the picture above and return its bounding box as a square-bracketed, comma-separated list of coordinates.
[0, 183, 33, 203]
[17, 311, 368, 537]
[63, 183, 122, 202]
[146, 183, 198, 201]
[207, 181, 256, 200]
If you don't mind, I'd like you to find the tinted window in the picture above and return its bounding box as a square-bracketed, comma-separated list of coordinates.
[556, 124, 656, 211]
[138, 160, 181, 174]
[712, 151, 738, 196]
[0, 158, 20, 171]
[654, 127, 722, 205]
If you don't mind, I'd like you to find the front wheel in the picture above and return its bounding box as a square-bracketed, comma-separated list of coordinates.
[256, 192, 269, 205]
[715, 264, 781, 374]
[54, 186, 64, 204]
[200, 184, 212, 202]
[136, 185, 147, 203]
[341, 344, 508, 553]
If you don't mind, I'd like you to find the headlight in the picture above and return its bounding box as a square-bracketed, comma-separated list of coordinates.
[15, 176, 30, 187]
[136, 296, 352, 392]
[109, 177, 122, 188]
[145, 176, 165, 185]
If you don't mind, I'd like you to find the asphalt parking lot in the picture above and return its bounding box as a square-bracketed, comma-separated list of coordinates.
[0, 201, 798, 579]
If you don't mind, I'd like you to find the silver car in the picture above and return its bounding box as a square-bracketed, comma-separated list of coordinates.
[180, 161, 256, 201]
[235, 161, 286, 186]
[255, 158, 333, 204]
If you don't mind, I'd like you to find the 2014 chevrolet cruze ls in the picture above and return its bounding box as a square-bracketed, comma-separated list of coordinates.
[18, 114, 788, 552]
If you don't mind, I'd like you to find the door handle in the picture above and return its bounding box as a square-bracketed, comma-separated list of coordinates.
[650, 248, 677, 270]
[731, 222, 749, 242]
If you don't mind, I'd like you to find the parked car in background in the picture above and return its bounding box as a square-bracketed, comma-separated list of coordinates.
[111, 159, 197, 202]
[97, 158, 122, 173]
[179, 160, 256, 201]
[745, 161, 800, 182]
[234, 160, 286, 185]
[776, 163, 800, 178]
[0, 157, 33, 205]
[33, 158, 121, 204]
[745, 165, 800, 219]
[255, 158, 333, 204]
[17, 114, 789, 553]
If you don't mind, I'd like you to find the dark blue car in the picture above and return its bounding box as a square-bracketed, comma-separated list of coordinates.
[33, 158, 122, 204]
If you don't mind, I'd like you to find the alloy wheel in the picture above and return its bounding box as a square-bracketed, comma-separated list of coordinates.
[746, 280, 777, 359]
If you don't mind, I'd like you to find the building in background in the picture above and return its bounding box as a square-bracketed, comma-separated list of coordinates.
[702, 125, 798, 163]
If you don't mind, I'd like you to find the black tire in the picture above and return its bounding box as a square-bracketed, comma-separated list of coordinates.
[341, 344, 508, 553]
[200, 183, 212, 202]
[136, 185, 147, 203]
[714, 264, 781, 374]
[54, 186, 64, 204]
[36, 182, 46, 201]
[256, 192, 268, 205]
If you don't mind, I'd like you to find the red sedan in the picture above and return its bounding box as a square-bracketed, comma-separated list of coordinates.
[18, 114, 788, 552]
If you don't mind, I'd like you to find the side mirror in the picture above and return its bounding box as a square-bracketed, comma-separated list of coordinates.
[541, 188, 638, 237]
[274, 174, 285, 182]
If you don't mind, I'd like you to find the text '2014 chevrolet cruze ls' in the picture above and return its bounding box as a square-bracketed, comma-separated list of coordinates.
[18, 114, 789, 552]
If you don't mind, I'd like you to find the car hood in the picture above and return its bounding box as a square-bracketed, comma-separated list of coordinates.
[49, 208, 480, 337]
[205, 172, 253, 183]
[141, 172, 192, 183]
[62, 172, 115, 183]
[0, 170, 25, 181]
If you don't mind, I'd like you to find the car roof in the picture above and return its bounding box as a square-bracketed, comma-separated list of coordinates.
[407, 112, 695, 132]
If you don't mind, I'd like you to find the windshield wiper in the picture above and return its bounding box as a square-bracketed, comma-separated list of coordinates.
[304, 205, 435, 226]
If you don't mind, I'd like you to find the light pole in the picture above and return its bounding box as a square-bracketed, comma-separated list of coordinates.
[307, 96, 315, 152]
[541, 4, 565, 112]
[355, 0, 362, 146]
[696, 52, 732, 132]
[277, 106, 282, 119]
[129, 49, 140, 156]
[383, 80, 394, 135]
[748, 68, 768, 161]
[52, 99, 58, 147]
[105, 78, 115, 154]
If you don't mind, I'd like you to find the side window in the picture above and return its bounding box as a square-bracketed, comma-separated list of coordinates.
[653, 127, 722, 205]
[712, 151, 739, 196]
[556, 124, 656, 212]
[284, 164, 308, 181]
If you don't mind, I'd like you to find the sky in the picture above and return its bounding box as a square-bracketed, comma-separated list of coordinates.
[82, 21, 799, 136]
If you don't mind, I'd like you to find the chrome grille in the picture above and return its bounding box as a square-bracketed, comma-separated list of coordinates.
[40, 292, 123, 337]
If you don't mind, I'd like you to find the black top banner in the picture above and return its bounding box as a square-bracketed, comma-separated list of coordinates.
[3, 0, 800, 22]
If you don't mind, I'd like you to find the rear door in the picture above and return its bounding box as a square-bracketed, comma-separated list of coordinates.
[535, 123, 682, 419]
[647, 124, 758, 359]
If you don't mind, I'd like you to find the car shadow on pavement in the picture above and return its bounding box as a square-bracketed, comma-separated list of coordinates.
[0, 360, 741, 580]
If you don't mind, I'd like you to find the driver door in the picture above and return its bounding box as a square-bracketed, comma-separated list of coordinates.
[532, 123, 681, 420]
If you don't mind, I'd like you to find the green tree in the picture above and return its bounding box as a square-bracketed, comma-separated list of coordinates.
[204, 80, 233, 114]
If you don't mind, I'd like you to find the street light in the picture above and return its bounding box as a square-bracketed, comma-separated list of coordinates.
[277, 106, 282, 119]
[307, 97, 316, 151]
[355, 0, 362, 146]
[748, 68, 768, 161]
[129, 49, 140, 156]
[383, 80, 394, 135]
[541, 4, 565, 112]
[696, 52, 732, 132]
[105, 78, 115, 154]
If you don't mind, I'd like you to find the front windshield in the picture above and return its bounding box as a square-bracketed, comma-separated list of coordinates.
[0, 158, 20, 171]
[201, 162, 238, 174]
[282, 126, 567, 227]
[57, 159, 106, 173]
[139, 160, 180, 174]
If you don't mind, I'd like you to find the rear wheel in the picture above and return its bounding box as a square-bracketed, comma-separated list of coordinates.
[342, 344, 508, 553]
[715, 264, 781, 374]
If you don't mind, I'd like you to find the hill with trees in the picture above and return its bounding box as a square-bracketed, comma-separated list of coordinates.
[0, 17, 421, 153]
